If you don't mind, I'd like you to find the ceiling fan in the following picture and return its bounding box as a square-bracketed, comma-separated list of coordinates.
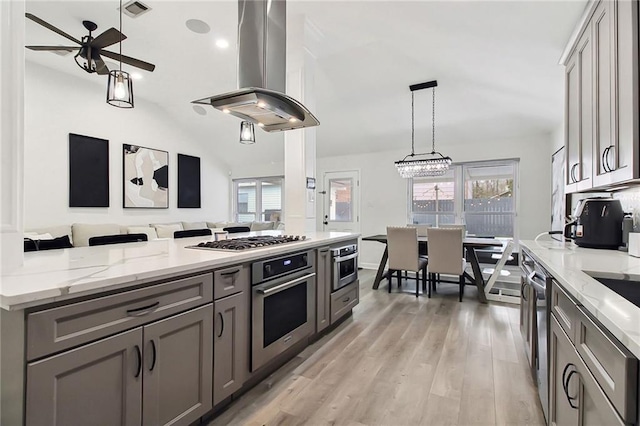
[25, 13, 155, 75]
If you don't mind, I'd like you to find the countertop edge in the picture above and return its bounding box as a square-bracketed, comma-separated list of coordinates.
[2, 233, 360, 311]
[520, 240, 640, 359]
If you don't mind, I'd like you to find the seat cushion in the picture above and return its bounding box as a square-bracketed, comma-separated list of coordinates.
[72, 223, 121, 247]
[127, 226, 158, 240]
[25, 225, 73, 245]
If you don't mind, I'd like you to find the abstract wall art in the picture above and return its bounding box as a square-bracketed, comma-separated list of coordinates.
[177, 154, 201, 208]
[69, 133, 110, 207]
[123, 144, 168, 208]
[551, 146, 565, 232]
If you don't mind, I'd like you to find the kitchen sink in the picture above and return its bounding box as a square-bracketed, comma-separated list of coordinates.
[583, 271, 640, 309]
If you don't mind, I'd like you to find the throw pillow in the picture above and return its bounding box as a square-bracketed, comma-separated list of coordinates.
[182, 221, 208, 231]
[154, 223, 183, 239]
[127, 226, 158, 240]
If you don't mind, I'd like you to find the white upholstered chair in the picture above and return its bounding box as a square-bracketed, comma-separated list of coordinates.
[439, 224, 466, 237]
[426, 227, 467, 301]
[387, 227, 429, 297]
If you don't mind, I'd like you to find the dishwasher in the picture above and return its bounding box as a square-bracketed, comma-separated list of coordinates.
[521, 249, 552, 421]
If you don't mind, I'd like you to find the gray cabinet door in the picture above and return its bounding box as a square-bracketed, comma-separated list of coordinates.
[574, 354, 625, 426]
[142, 304, 213, 426]
[577, 27, 593, 192]
[26, 328, 143, 426]
[316, 247, 331, 333]
[565, 51, 580, 192]
[549, 315, 579, 426]
[214, 291, 248, 406]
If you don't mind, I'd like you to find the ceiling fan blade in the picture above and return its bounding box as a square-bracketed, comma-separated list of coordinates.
[26, 45, 77, 51]
[25, 13, 81, 45]
[91, 28, 127, 49]
[95, 57, 110, 75]
[101, 50, 155, 72]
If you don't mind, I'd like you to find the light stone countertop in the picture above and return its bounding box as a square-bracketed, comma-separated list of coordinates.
[520, 239, 640, 358]
[0, 231, 359, 311]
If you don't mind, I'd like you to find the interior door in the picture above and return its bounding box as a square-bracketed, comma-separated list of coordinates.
[321, 170, 360, 233]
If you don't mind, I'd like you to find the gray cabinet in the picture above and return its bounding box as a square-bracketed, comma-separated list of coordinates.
[316, 247, 331, 333]
[330, 280, 359, 324]
[213, 291, 248, 406]
[564, 0, 640, 192]
[26, 304, 213, 426]
[26, 329, 143, 426]
[550, 315, 626, 426]
[143, 304, 213, 426]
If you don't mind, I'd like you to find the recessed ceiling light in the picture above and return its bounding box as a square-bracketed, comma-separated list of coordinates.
[222, 108, 230, 114]
[186, 19, 210, 34]
[257, 102, 267, 108]
[289, 118, 297, 122]
[131, 72, 143, 80]
[257, 122, 265, 127]
[192, 105, 207, 116]
[216, 39, 229, 49]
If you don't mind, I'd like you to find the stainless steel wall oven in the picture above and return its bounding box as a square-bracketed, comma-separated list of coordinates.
[331, 244, 358, 291]
[251, 250, 315, 371]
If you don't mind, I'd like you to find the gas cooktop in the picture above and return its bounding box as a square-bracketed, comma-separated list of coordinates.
[188, 235, 307, 251]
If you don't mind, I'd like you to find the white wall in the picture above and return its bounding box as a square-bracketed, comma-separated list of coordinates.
[316, 133, 553, 268]
[24, 63, 230, 229]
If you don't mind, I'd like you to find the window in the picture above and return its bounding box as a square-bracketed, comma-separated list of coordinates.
[408, 160, 518, 238]
[233, 177, 283, 222]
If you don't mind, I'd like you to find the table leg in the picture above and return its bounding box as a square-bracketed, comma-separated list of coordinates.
[466, 247, 488, 303]
[372, 246, 389, 290]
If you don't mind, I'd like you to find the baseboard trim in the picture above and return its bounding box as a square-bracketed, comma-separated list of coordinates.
[359, 262, 380, 270]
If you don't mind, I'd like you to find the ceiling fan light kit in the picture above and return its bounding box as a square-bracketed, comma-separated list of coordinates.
[395, 80, 452, 178]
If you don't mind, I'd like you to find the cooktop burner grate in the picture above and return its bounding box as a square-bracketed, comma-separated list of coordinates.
[189, 235, 307, 251]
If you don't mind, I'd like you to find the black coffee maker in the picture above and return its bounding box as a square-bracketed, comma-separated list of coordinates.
[564, 198, 624, 249]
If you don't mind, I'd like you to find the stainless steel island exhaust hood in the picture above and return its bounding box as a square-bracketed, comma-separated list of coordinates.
[192, 0, 319, 132]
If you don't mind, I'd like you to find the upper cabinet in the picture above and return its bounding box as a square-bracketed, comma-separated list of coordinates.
[562, 0, 639, 193]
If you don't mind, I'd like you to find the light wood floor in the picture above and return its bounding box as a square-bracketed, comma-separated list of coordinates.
[209, 269, 545, 426]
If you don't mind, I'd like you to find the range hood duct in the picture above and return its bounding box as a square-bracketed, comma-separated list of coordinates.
[192, 0, 319, 132]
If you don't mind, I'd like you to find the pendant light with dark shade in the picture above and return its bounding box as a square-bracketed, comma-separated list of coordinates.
[106, 0, 133, 108]
[395, 80, 452, 178]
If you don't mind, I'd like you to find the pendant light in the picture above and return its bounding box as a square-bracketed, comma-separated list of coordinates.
[239, 121, 256, 144]
[395, 80, 452, 178]
[106, 0, 134, 108]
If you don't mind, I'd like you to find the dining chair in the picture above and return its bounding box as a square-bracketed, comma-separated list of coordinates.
[426, 227, 466, 301]
[439, 224, 466, 237]
[386, 226, 428, 298]
[174, 229, 212, 239]
[88, 233, 148, 246]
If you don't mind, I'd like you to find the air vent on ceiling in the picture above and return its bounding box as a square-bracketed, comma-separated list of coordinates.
[121, 0, 151, 18]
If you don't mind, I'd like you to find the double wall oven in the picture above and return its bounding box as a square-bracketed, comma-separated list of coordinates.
[251, 250, 316, 371]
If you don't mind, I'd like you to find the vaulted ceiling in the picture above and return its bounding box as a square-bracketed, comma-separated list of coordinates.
[25, 0, 586, 168]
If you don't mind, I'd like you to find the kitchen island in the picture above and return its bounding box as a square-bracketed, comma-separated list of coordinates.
[1, 230, 360, 426]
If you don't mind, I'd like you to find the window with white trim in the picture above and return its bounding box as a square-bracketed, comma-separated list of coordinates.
[233, 177, 284, 222]
[408, 159, 518, 238]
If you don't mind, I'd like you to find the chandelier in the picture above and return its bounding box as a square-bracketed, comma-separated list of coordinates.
[395, 80, 452, 178]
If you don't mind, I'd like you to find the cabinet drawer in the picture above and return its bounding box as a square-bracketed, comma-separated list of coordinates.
[214, 265, 249, 299]
[575, 306, 638, 423]
[27, 273, 213, 361]
[330, 281, 359, 324]
[551, 281, 578, 343]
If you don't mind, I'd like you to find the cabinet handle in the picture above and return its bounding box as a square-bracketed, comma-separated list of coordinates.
[134, 345, 142, 378]
[602, 147, 611, 173]
[570, 163, 578, 183]
[564, 369, 579, 409]
[126, 301, 160, 317]
[217, 312, 225, 338]
[221, 269, 240, 277]
[521, 281, 528, 301]
[342, 296, 351, 303]
[150, 339, 157, 372]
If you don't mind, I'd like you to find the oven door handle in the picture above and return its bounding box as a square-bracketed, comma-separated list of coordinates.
[256, 273, 316, 295]
[333, 252, 358, 263]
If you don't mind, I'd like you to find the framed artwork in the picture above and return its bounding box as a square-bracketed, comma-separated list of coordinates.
[123, 144, 168, 208]
[69, 133, 109, 207]
[177, 153, 201, 208]
[551, 146, 565, 232]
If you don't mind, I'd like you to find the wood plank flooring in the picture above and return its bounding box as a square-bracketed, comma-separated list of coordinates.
[209, 270, 545, 426]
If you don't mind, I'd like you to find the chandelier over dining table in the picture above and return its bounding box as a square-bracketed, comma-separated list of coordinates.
[395, 80, 452, 178]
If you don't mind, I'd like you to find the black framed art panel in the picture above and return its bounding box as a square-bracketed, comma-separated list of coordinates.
[177, 154, 201, 208]
[69, 133, 110, 207]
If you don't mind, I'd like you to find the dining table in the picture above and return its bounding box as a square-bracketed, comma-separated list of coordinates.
[362, 234, 505, 303]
